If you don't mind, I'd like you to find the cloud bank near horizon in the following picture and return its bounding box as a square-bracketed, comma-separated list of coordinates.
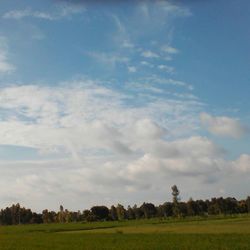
[0, 81, 249, 211]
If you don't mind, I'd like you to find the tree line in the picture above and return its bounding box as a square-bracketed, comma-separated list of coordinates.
[1, 185, 250, 225]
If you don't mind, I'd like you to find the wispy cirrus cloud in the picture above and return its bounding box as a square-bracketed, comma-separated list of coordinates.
[2, 4, 85, 21]
[155, 0, 191, 17]
[3, 9, 55, 20]
[87, 51, 129, 68]
[0, 78, 201, 154]
[158, 64, 175, 74]
[138, 0, 191, 21]
[134, 75, 194, 91]
[0, 36, 15, 74]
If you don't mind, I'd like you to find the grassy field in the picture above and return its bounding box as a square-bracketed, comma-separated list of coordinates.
[0, 215, 250, 249]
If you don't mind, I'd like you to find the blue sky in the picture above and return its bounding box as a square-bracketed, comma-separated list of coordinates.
[0, 0, 249, 211]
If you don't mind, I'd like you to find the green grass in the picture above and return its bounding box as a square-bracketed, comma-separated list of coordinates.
[1, 215, 250, 249]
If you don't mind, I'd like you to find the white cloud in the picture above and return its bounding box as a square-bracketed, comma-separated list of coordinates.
[3, 9, 29, 19]
[0, 81, 249, 210]
[3, 9, 55, 20]
[167, 79, 193, 90]
[138, 0, 191, 22]
[163, 55, 173, 61]
[155, 1, 191, 17]
[126, 136, 225, 179]
[141, 50, 159, 58]
[0, 81, 196, 153]
[128, 66, 137, 73]
[1, 133, 249, 211]
[2, 4, 85, 21]
[200, 112, 248, 138]
[139, 76, 194, 91]
[122, 40, 134, 49]
[88, 51, 129, 68]
[232, 154, 250, 172]
[158, 65, 175, 73]
[134, 119, 167, 140]
[0, 79, 212, 209]
[161, 45, 179, 54]
[59, 3, 85, 17]
[141, 61, 154, 68]
[0, 37, 15, 74]
[111, 15, 135, 51]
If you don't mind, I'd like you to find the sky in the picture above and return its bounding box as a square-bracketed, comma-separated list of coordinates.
[0, 0, 250, 212]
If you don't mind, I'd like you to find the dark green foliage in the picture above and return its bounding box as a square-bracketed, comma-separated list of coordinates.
[171, 185, 180, 217]
[90, 206, 109, 221]
[127, 205, 135, 220]
[0, 204, 43, 225]
[116, 204, 127, 220]
[110, 205, 118, 220]
[246, 196, 250, 213]
[132, 204, 144, 219]
[140, 202, 157, 219]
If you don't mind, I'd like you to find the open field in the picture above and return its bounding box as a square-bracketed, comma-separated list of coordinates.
[1, 215, 250, 250]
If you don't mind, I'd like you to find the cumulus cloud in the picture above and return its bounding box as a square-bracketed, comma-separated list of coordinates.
[200, 112, 248, 138]
[1, 134, 250, 211]
[126, 136, 225, 180]
[0, 80, 249, 210]
[232, 154, 250, 172]
[134, 119, 167, 140]
[0, 37, 15, 74]
[0, 80, 204, 209]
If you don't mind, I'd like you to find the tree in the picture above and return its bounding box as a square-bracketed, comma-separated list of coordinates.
[116, 204, 126, 220]
[127, 206, 135, 220]
[91, 206, 109, 221]
[132, 204, 143, 219]
[196, 199, 208, 216]
[58, 205, 65, 223]
[171, 185, 180, 217]
[83, 209, 95, 222]
[158, 202, 173, 218]
[140, 203, 157, 219]
[246, 196, 250, 213]
[187, 198, 198, 216]
[42, 209, 49, 224]
[110, 205, 118, 221]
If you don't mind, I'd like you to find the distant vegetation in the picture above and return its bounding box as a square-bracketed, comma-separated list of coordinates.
[1, 185, 250, 225]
